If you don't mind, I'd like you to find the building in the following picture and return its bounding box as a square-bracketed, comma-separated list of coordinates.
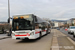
[67, 18, 75, 26]
[51, 20, 66, 28]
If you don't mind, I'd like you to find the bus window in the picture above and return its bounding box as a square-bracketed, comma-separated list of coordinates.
[35, 24, 39, 29]
[12, 19, 33, 30]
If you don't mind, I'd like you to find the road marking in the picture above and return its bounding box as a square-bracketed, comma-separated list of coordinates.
[51, 29, 59, 50]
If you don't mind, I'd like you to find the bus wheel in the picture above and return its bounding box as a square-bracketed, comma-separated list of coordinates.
[73, 35, 75, 38]
[39, 32, 42, 39]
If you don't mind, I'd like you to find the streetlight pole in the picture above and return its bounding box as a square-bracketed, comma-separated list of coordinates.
[8, 0, 10, 20]
[8, 0, 11, 36]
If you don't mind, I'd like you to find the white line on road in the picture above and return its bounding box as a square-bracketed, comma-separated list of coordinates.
[51, 29, 59, 50]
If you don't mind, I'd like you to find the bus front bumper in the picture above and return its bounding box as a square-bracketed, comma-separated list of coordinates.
[12, 35, 36, 40]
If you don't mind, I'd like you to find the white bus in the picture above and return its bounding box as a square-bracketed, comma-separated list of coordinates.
[12, 14, 51, 40]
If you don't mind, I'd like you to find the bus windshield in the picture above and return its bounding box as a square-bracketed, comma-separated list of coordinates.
[12, 17, 34, 31]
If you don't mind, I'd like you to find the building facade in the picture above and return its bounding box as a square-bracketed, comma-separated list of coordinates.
[67, 18, 75, 26]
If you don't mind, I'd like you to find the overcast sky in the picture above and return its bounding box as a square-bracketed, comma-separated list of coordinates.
[0, 0, 75, 21]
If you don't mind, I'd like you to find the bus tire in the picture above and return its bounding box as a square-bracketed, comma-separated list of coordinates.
[73, 35, 75, 38]
[39, 32, 42, 39]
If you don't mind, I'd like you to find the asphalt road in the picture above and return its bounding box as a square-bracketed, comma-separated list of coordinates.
[59, 28, 75, 41]
[0, 32, 53, 50]
[0, 29, 75, 50]
[53, 29, 75, 50]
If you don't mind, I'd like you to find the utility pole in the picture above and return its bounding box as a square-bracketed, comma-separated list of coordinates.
[8, 0, 10, 21]
[8, 0, 11, 36]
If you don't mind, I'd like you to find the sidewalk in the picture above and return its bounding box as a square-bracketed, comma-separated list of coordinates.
[0, 34, 11, 40]
[51, 29, 75, 50]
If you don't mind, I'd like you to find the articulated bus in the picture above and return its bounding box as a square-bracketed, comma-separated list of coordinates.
[12, 14, 51, 40]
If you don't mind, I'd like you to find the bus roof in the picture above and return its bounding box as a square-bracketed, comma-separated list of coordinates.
[35, 16, 46, 23]
[13, 14, 47, 23]
[13, 14, 33, 17]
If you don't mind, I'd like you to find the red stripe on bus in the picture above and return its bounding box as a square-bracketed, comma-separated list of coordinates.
[15, 35, 27, 36]
[35, 32, 40, 34]
[35, 30, 46, 34]
[42, 30, 46, 31]
[15, 33, 30, 36]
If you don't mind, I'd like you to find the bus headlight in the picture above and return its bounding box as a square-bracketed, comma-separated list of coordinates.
[30, 32, 34, 35]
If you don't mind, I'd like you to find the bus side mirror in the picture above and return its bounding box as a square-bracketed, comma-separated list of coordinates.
[7, 17, 12, 23]
[8, 18, 10, 23]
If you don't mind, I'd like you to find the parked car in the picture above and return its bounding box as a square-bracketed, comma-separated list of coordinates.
[67, 26, 75, 37]
[65, 27, 68, 31]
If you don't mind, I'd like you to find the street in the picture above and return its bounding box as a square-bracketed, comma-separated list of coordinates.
[0, 29, 75, 50]
[0, 31, 53, 50]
